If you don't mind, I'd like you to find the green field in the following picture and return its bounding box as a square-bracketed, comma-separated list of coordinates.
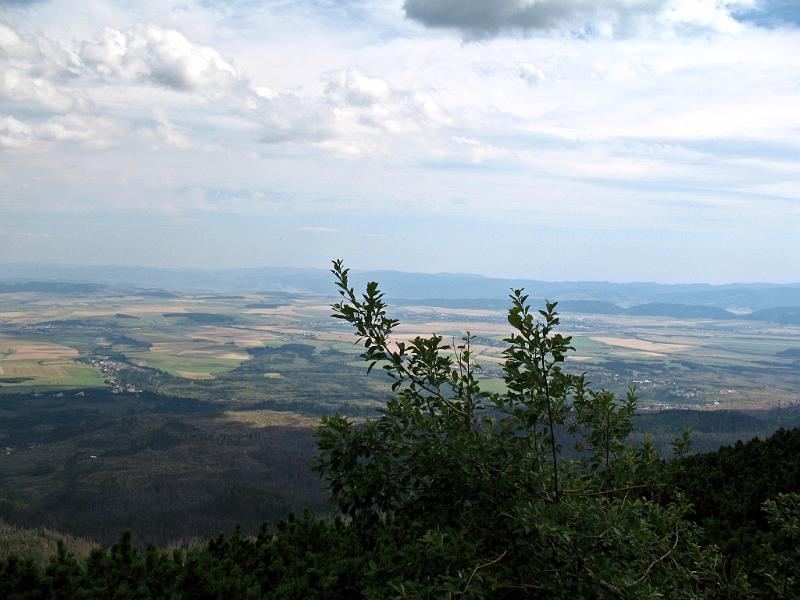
[478, 377, 508, 394]
[0, 337, 108, 391]
[124, 347, 249, 379]
[0, 288, 798, 409]
[0, 362, 107, 390]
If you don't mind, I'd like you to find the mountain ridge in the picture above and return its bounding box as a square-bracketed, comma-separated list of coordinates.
[1, 263, 800, 312]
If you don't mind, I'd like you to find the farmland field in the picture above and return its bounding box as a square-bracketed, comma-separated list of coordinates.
[0, 287, 799, 410]
[1, 282, 800, 546]
[0, 336, 107, 390]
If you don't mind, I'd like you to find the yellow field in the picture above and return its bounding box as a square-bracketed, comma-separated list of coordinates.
[0, 312, 26, 319]
[0, 337, 105, 388]
[185, 326, 281, 348]
[220, 410, 321, 428]
[0, 338, 78, 361]
[394, 321, 508, 336]
[590, 336, 697, 355]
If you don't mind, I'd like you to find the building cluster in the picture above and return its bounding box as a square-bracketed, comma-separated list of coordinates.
[84, 356, 141, 393]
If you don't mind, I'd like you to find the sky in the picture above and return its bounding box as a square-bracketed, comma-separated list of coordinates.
[0, 0, 799, 283]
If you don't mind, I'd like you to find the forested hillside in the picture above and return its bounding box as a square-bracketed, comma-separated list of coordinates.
[4, 429, 799, 598]
[676, 428, 800, 565]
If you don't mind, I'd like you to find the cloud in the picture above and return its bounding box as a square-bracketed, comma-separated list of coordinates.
[320, 69, 448, 149]
[0, 21, 28, 59]
[2, 19, 450, 157]
[80, 24, 244, 92]
[299, 226, 338, 233]
[0, 21, 81, 78]
[517, 62, 545, 86]
[248, 68, 448, 155]
[324, 68, 392, 107]
[35, 113, 123, 146]
[0, 65, 80, 111]
[0, 114, 31, 148]
[0, 21, 87, 112]
[402, 0, 753, 38]
[169, 186, 277, 214]
[249, 88, 334, 144]
[134, 117, 193, 149]
[0, 113, 124, 149]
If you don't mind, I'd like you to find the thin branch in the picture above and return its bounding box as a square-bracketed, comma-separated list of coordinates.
[595, 576, 625, 597]
[566, 483, 663, 497]
[628, 524, 680, 589]
[462, 551, 508, 594]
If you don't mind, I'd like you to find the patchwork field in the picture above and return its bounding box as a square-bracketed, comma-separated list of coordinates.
[0, 287, 798, 409]
[0, 336, 107, 390]
[1, 283, 800, 547]
[589, 336, 697, 355]
[124, 342, 252, 379]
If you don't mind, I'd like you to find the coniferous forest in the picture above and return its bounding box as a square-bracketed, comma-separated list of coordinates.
[2, 263, 799, 598]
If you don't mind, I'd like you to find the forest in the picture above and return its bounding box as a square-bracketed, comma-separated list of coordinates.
[1, 262, 799, 598]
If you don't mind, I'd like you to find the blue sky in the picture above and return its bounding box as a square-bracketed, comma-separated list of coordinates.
[1, 0, 798, 283]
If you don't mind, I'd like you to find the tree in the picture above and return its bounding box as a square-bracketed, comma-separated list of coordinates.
[313, 259, 724, 598]
[760, 492, 800, 598]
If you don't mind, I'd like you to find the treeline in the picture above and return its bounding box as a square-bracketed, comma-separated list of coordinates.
[676, 427, 800, 568]
[2, 427, 799, 599]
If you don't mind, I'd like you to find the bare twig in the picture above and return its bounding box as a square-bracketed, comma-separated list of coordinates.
[567, 483, 662, 497]
[462, 550, 508, 594]
[628, 524, 680, 589]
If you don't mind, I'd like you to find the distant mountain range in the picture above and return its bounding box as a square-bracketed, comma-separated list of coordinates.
[1, 263, 800, 321]
[393, 298, 800, 325]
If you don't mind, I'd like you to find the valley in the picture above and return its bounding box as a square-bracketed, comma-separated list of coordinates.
[1, 280, 800, 546]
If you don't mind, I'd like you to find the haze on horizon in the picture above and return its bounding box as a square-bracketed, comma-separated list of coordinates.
[1, 0, 799, 285]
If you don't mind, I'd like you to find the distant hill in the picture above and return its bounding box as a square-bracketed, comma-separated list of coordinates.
[1, 263, 800, 315]
[624, 302, 737, 320]
[0, 281, 105, 294]
[749, 306, 800, 325]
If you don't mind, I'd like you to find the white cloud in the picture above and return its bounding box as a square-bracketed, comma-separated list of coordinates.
[299, 226, 339, 233]
[0, 114, 31, 148]
[666, 0, 753, 34]
[324, 69, 392, 107]
[318, 68, 448, 152]
[0, 19, 249, 151]
[132, 107, 196, 149]
[244, 68, 448, 155]
[35, 114, 124, 147]
[0, 21, 81, 77]
[249, 89, 333, 144]
[0, 21, 85, 111]
[0, 66, 79, 111]
[80, 24, 243, 91]
[517, 62, 545, 86]
[0, 20, 28, 58]
[135, 121, 192, 149]
[0, 113, 125, 149]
